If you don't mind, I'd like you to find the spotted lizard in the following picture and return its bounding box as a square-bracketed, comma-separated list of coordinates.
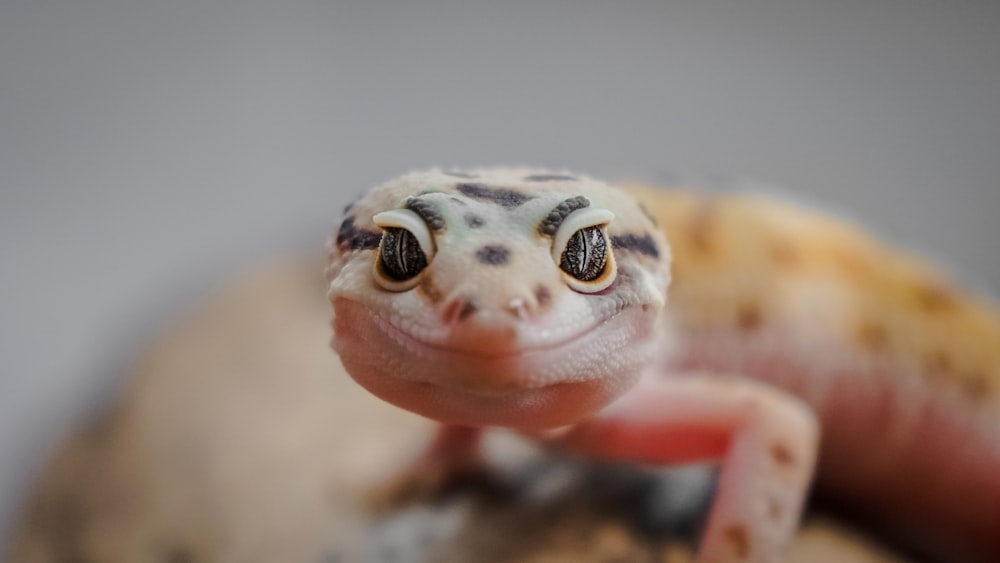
[324, 168, 1000, 562]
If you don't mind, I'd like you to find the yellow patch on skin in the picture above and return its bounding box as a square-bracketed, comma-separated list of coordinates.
[827, 246, 873, 281]
[768, 239, 801, 267]
[619, 183, 1000, 408]
[688, 199, 718, 255]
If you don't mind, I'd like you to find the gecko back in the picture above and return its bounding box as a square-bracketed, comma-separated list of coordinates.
[628, 184, 1000, 558]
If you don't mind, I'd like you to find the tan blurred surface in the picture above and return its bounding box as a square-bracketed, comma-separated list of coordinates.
[8, 260, 906, 562]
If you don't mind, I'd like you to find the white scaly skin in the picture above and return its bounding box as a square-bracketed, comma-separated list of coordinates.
[328, 170, 670, 429]
[326, 168, 1000, 561]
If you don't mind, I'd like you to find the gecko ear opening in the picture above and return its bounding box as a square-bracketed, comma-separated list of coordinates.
[551, 208, 617, 293]
[372, 209, 436, 291]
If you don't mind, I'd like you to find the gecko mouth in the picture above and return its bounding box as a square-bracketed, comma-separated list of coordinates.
[369, 307, 619, 362]
[334, 298, 655, 389]
[332, 297, 658, 427]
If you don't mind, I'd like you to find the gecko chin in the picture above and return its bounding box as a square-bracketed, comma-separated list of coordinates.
[332, 298, 660, 430]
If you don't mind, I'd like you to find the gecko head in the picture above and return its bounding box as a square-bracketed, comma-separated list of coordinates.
[326, 168, 671, 430]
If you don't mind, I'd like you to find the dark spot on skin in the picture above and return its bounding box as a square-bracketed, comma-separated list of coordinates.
[611, 233, 660, 258]
[524, 173, 578, 182]
[443, 170, 477, 179]
[770, 443, 795, 467]
[476, 245, 510, 265]
[538, 196, 590, 235]
[335, 216, 355, 245]
[406, 197, 446, 231]
[856, 321, 889, 352]
[450, 197, 467, 206]
[737, 304, 763, 331]
[638, 202, 658, 227]
[724, 524, 751, 559]
[418, 274, 444, 304]
[534, 284, 552, 307]
[464, 213, 485, 228]
[458, 301, 478, 321]
[336, 217, 382, 250]
[923, 350, 952, 376]
[960, 373, 992, 401]
[914, 283, 957, 313]
[456, 183, 535, 208]
[351, 231, 383, 250]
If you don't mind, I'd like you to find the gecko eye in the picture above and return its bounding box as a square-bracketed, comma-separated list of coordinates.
[561, 226, 607, 281]
[552, 208, 617, 293]
[380, 228, 427, 280]
[372, 209, 436, 291]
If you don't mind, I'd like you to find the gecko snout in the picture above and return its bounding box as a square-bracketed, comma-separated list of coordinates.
[440, 287, 542, 326]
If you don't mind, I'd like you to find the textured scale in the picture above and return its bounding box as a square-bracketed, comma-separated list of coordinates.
[326, 169, 1000, 562]
[641, 185, 1000, 406]
[630, 185, 1000, 557]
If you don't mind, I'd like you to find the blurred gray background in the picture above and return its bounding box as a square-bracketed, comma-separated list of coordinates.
[1, 0, 998, 550]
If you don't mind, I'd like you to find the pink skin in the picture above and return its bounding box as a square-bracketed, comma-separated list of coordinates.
[552, 375, 818, 563]
[334, 296, 819, 562]
[327, 170, 1000, 560]
[332, 297, 653, 430]
[672, 342, 1000, 559]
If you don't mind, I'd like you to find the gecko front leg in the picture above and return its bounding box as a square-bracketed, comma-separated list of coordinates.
[552, 373, 819, 563]
[367, 424, 489, 511]
[327, 169, 818, 560]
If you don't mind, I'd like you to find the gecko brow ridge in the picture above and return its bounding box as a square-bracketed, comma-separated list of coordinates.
[538, 196, 591, 236]
[406, 197, 447, 231]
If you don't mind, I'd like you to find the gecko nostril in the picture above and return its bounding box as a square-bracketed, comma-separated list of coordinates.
[506, 298, 528, 319]
[442, 296, 478, 324]
[444, 291, 539, 323]
[458, 301, 478, 321]
[534, 284, 552, 308]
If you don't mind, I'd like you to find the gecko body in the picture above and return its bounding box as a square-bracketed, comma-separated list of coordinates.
[325, 169, 1000, 561]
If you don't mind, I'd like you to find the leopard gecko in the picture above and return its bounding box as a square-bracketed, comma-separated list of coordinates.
[324, 168, 1000, 562]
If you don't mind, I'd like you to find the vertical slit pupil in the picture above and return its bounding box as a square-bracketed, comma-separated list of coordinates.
[381, 227, 427, 281]
[560, 226, 607, 281]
